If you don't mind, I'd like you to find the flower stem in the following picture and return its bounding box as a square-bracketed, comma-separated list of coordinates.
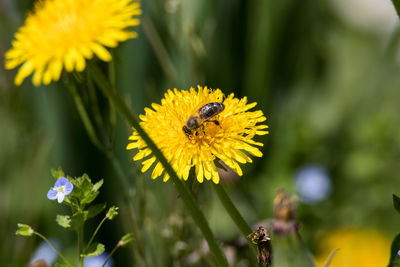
[88, 63, 229, 267]
[78, 223, 84, 267]
[85, 216, 108, 253]
[102, 241, 119, 267]
[67, 80, 105, 152]
[34, 231, 71, 265]
[211, 183, 258, 254]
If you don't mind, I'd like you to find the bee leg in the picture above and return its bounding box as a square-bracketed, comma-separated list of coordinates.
[183, 125, 190, 136]
[209, 119, 221, 127]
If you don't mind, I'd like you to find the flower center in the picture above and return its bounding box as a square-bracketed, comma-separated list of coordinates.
[57, 186, 65, 193]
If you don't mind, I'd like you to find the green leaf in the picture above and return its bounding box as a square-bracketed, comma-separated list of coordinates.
[56, 215, 71, 229]
[81, 243, 105, 257]
[51, 168, 65, 179]
[118, 233, 134, 247]
[388, 233, 400, 267]
[393, 194, 400, 214]
[92, 179, 104, 192]
[70, 174, 101, 205]
[16, 223, 34, 236]
[106, 206, 119, 220]
[81, 191, 100, 205]
[87, 203, 106, 219]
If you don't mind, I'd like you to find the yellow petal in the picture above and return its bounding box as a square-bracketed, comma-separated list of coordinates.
[141, 157, 156, 173]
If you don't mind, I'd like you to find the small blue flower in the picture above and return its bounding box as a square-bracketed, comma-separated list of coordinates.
[47, 177, 73, 203]
[294, 165, 332, 204]
[398, 249, 400, 256]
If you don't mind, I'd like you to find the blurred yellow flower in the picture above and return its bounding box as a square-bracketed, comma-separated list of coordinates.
[5, 0, 141, 86]
[315, 228, 391, 267]
[127, 86, 268, 184]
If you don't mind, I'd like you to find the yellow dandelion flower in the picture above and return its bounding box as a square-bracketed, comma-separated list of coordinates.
[127, 86, 269, 184]
[5, 0, 141, 86]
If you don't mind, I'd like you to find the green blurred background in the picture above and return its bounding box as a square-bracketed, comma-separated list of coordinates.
[1, 0, 400, 266]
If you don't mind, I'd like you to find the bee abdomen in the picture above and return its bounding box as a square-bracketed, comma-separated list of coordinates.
[198, 102, 225, 120]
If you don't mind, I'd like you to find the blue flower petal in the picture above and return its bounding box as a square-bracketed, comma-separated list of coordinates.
[47, 189, 58, 200]
[64, 181, 73, 195]
[55, 177, 68, 187]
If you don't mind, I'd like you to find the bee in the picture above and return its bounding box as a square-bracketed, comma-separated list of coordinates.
[183, 102, 225, 136]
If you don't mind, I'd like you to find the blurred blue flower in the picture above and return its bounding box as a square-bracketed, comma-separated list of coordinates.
[294, 165, 332, 204]
[47, 177, 73, 203]
[398, 249, 400, 256]
[29, 238, 60, 265]
[84, 253, 113, 267]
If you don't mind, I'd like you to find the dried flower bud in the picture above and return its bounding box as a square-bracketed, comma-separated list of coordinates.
[273, 189, 296, 221]
[248, 226, 272, 265]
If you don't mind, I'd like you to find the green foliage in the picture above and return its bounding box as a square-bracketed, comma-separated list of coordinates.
[68, 174, 103, 207]
[87, 203, 107, 219]
[81, 243, 105, 257]
[51, 168, 66, 180]
[15, 169, 129, 267]
[15, 224, 34, 237]
[56, 215, 71, 229]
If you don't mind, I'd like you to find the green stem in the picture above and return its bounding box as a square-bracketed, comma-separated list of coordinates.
[86, 71, 105, 128]
[85, 216, 108, 253]
[211, 183, 257, 255]
[108, 51, 117, 142]
[392, 0, 400, 18]
[68, 80, 106, 153]
[78, 223, 84, 267]
[143, 17, 178, 83]
[34, 231, 71, 265]
[102, 241, 119, 267]
[88, 63, 229, 267]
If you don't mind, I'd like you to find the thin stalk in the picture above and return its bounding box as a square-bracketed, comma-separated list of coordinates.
[143, 17, 178, 82]
[108, 51, 117, 142]
[78, 223, 84, 267]
[88, 63, 229, 267]
[211, 183, 257, 255]
[87, 71, 104, 128]
[85, 216, 108, 253]
[34, 231, 71, 265]
[68, 81, 106, 153]
[101, 241, 119, 267]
